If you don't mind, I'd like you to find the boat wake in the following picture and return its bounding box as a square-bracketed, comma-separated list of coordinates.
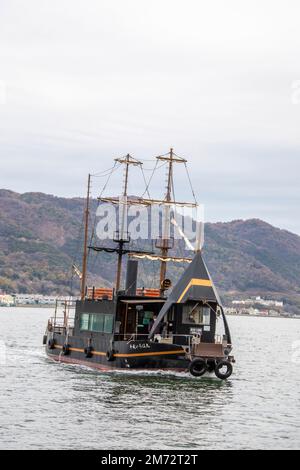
[56, 360, 221, 381]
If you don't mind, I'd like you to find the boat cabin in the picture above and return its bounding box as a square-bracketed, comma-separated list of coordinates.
[73, 293, 221, 349]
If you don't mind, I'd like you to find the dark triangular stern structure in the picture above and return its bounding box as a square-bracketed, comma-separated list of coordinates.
[149, 251, 232, 344]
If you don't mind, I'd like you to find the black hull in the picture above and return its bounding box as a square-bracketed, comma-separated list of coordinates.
[47, 353, 187, 373]
[46, 332, 190, 372]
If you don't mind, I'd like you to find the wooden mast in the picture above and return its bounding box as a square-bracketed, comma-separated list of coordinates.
[156, 149, 187, 295]
[93, 150, 194, 296]
[114, 155, 142, 292]
[160, 148, 173, 290]
[81, 173, 91, 300]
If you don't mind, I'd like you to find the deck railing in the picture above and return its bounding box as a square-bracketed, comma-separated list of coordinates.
[47, 299, 76, 335]
[117, 332, 225, 351]
[116, 332, 198, 351]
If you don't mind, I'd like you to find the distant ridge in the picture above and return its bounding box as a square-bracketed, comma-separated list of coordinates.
[0, 189, 299, 313]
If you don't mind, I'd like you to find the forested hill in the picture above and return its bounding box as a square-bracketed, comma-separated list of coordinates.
[0, 189, 299, 312]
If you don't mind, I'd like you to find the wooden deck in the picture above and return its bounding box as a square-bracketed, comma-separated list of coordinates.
[192, 342, 225, 358]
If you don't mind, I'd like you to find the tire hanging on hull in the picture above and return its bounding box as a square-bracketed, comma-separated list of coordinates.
[62, 344, 70, 356]
[106, 350, 115, 362]
[84, 346, 93, 358]
[48, 338, 55, 350]
[215, 360, 233, 380]
[189, 358, 207, 377]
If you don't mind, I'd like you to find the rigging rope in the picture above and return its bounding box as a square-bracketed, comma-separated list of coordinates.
[184, 162, 198, 205]
[72, 151, 198, 292]
[87, 160, 123, 274]
[141, 159, 160, 198]
[68, 209, 85, 296]
[99, 161, 120, 198]
[140, 165, 152, 199]
[91, 163, 121, 178]
[88, 161, 120, 262]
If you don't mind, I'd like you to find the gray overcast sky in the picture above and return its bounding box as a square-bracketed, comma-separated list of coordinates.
[0, 0, 299, 233]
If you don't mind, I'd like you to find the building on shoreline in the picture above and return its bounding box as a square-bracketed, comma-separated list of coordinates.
[1, 292, 297, 318]
[225, 296, 293, 317]
[0, 293, 78, 307]
[232, 296, 284, 309]
[0, 294, 15, 307]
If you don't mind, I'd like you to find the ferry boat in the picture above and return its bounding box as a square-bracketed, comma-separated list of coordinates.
[44, 150, 234, 379]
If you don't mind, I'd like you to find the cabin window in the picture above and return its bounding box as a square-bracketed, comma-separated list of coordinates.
[136, 310, 155, 335]
[182, 304, 211, 326]
[80, 314, 90, 331]
[202, 307, 211, 326]
[140, 311, 153, 328]
[89, 314, 105, 332]
[104, 314, 114, 334]
[79, 313, 114, 333]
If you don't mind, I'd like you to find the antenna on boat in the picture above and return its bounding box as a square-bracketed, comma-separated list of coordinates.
[156, 148, 187, 294]
[81, 173, 91, 300]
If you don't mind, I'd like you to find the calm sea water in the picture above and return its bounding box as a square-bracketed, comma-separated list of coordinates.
[0, 307, 299, 450]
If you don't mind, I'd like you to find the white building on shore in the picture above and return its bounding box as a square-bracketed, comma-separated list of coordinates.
[227, 296, 286, 317]
[0, 294, 15, 306]
[12, 294, 78, 306]
[232, 296, 284, 308]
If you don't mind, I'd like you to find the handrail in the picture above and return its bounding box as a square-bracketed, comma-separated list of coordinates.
[48, 315, 75, 331]
[118, 333, 196, 343]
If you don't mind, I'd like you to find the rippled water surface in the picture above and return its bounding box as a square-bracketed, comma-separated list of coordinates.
[0, 308, 299, 450]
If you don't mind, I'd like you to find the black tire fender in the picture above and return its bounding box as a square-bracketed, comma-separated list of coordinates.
[106, 350, 115, 362]
[48, 338, 55, 350]
[215, 360, 233, 380]
[62, 344, 70, 356]
[189, 358, 207, 377]
[84, 346, 93, 358]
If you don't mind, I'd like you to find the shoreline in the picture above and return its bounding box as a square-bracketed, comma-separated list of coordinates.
[0, 304, 56, 309]
[226, 313, 300, 320]
[0, 305, 299, 319]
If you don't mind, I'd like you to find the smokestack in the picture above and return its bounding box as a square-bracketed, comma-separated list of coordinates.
[125, 259, 138, 296]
